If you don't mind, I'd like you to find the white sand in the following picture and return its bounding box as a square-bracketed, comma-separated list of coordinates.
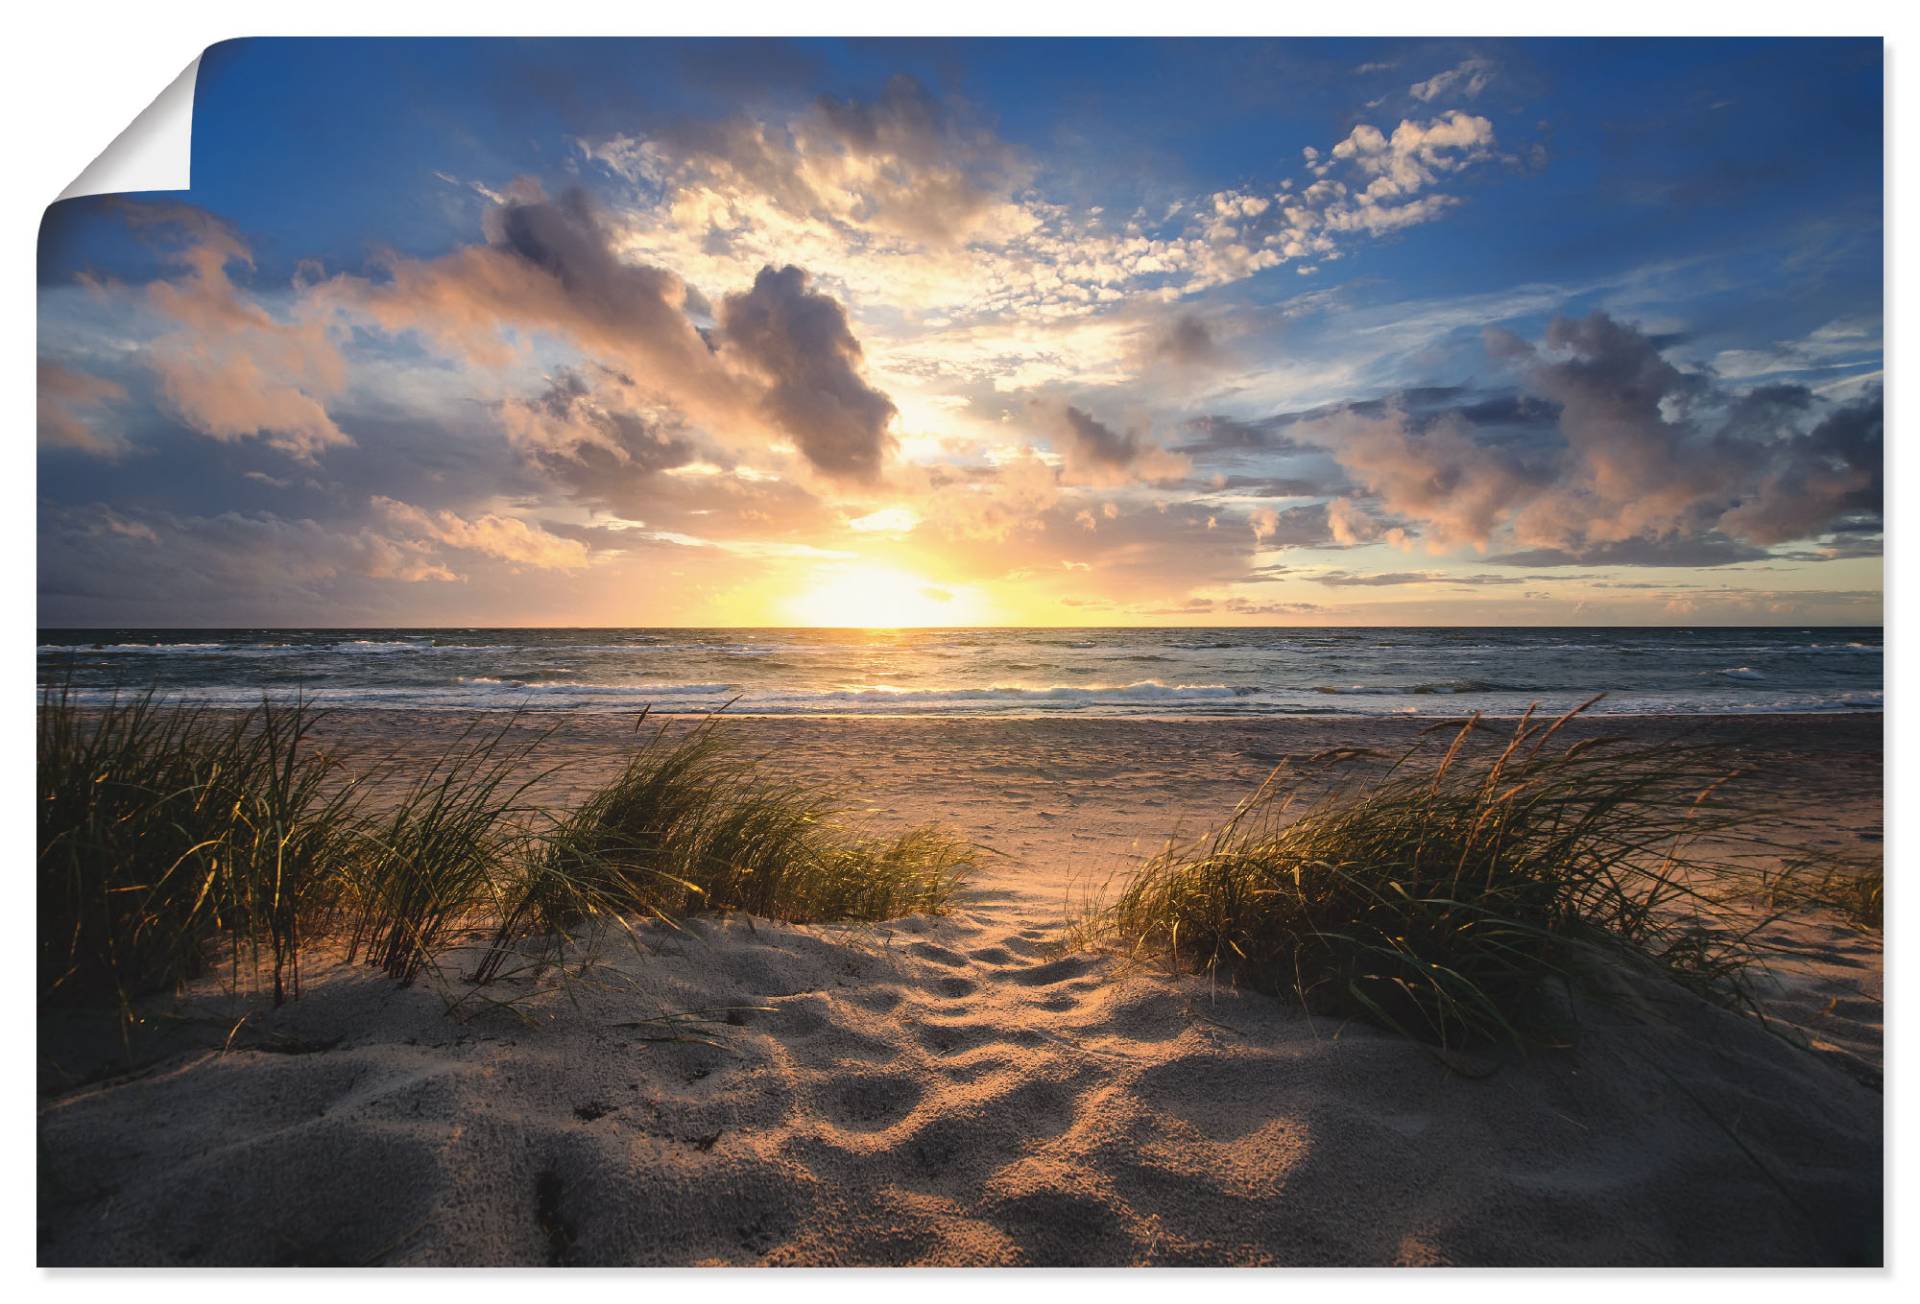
[38, 714, 1884, 1266]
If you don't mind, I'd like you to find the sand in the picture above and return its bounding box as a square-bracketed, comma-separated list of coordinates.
[38, 713, 1884, 1266]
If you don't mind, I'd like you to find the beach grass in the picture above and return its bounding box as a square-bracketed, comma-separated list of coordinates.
[341, 718, 553, 985]
[38, 684, 361, 1013]
[1755, 857, 1883, 931]
[477, 716, 974, 979]
[1100, 698, 1769, 1048]
[41, 688, 975, 1016]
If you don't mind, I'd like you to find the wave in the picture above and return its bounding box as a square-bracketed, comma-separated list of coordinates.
[40, 642, 234, 654]
[1315, 680, 1514, 696]
[782, 680, 1255, 705]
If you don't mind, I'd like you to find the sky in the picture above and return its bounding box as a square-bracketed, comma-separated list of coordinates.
[37, 37, 1884, 628]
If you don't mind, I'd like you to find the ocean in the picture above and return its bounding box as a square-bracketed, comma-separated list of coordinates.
[35, 627, 1884, 719]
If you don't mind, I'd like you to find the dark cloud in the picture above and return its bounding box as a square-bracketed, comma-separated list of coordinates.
[330, 192, 898, 481]
[490, 191, 699, 355]
[1044, 403, 1188, 484]
[1147, 314, 1227, 370]
[1717, 390, 1882, 545]
[1278, 313, 1882, 557]
[718, 265, 897, 482]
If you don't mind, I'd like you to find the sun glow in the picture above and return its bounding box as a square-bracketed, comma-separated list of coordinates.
[786, 564, 985, 628]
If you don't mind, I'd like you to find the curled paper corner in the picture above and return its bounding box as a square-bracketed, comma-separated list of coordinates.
[57, 56, 200, 201]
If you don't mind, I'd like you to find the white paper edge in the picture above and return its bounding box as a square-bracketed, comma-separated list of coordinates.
[56, 56, 200, 201]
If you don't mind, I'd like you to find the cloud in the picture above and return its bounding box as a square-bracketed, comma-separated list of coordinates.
[38, 359, 131, 458]
[1043, 403, 1190, 485]
[373, 496, 591, 571]
[1716, 391, 1882, 544]
[501, 367, 699, 472]
[124, 204, 351, 463]
[335, 189, 709, 379]
[1312, 568, 1525, 587]
[1292, 407, 1540, 551]
[1409, 57, 1494, 103]
[585, 83, 1506, 325]
[1711, 316, 1881, 381]
[584, 73, 1032, 250]
[1174, 413, 1305, 455]
[718, 265, 897, 480]
[1325, 111, 1498, 209]
[323, 191, 896, 480]
[1222, 597, 1323, 616]
[1145, 313, 1227, 371]
[1485, 538, 1773, 568]
[1290, 313, 1883, 559]
[38, 503, 460, 625]
[846, 506, 920, 534]
[1248, 502, 1340, 548]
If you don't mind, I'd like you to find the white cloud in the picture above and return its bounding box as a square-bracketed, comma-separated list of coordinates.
[1409, 57, 1495, 104]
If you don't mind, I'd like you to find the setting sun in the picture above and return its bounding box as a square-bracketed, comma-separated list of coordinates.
[785, 563, 986, 627]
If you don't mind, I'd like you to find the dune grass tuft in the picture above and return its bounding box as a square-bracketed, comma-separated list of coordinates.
[1102, 699, 1768, 1048]
[42, 687, 974, 1016]
[38, 684, 361, 1013]
[341, 719, 553, 985]
[479, 717, 973, 978]
[1755, 857, 1883, 931]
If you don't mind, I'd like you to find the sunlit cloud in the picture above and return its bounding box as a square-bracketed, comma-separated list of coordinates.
[35, 40, 1882, 626]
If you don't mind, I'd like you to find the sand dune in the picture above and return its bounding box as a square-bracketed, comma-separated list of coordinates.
[40, 897, 1880, 1266]
[38, 714, 1883, 1266]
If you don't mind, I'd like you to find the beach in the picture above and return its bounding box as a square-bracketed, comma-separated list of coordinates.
[38, 711, 1884, 1266]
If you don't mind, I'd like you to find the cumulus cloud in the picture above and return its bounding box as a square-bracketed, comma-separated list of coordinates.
[333, 188, 713, 384]
[323, 191, 897, 480]
[1326, 111, 1498, 210]
[1170, 109, 1500, 295]
[1290, 312, 1882, 560]
[1716, 392, 1882, 544]
[718, 265, 897, 480]
[38, 359, 131, 457]
[125, 204, 351, 462]
[1292, 407, 1540, 552]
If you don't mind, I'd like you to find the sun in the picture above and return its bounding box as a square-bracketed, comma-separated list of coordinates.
[786, 564, 982, 628]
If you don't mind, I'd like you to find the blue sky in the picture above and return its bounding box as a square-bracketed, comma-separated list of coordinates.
[37, 38, 1883, 626]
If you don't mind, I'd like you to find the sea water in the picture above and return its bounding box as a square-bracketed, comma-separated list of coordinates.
[35, 627, 1884, 718]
